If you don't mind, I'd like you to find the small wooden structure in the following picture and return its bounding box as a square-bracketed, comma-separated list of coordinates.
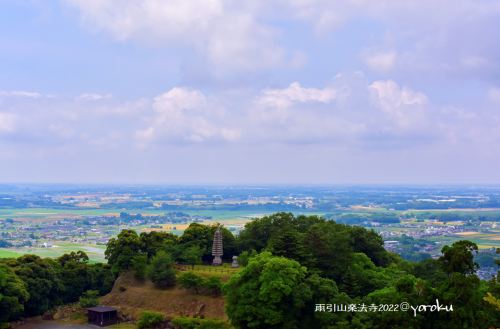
[85, 306, 119, 327]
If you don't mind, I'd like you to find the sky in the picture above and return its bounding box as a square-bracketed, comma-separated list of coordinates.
[0, 0, 499, 185]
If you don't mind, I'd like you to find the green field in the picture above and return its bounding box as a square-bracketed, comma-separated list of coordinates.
[0, 249, 22, 258]
[9, 243, 107, 262]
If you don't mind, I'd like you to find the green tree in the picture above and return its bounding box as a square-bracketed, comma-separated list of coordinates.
[105, 229, 141, 274]
[6, 254, 59, 316]
[182, 245, 204, 270]
[203, 275, 223, 295]
[223, 251, 348, 329]
[266, 229, 305, 261]
[237, 251, 249, 267]
[414, 258, 447, 287]
[0, 265, 29, 325]
[301, 222, 354, 281]
[59, 259, 92, 303]
[139, 231, 177, 259]
[87, 263, 115, 296]
[236, 212, 323, 253]
[340, 266, 360, 298]
[178, 223, 237, 262]
[57, 250, 89, 266]
[146, 251, 177, 288]
[438, 240, 479, 276]
[178, 272, 205, 294]
[137, 311, 165, 329]
[79, 290, 99, 308]
[131, 255, 148, 280]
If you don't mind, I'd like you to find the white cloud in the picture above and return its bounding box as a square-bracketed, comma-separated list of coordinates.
[136, 87, 239, 144]
[63, 0, 500, 78]
[76, 93, 112, 101]
[258, 82, 340, 107]
[64, 0, 293, 70]
[362, 51, 397, 73]
[0, 90, 41, 98]
[0, 73, 496, 158]
[369, 80, 428, 112]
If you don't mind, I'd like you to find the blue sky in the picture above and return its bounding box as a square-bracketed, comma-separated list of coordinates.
[0, 0, 499, 184]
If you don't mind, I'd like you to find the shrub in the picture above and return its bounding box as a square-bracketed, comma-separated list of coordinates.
[238, 251, 249, 267]
[146, 251, 177, 288]
[182, 245, 204, 270]
[79, 290, 99, 308]
[203, 276, 222, 295]
[172, 317, 198, 329]
[131, 255, 148, 280]
[178, 272, 204, 294]
[137, 311, 165, 329]
[119, 286, 126, 292]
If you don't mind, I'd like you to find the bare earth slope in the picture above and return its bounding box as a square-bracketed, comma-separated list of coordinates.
[99, 270, 227, 320]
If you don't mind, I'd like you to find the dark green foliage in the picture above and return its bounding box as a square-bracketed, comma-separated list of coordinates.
[182, 245, 204, 270]
[146, 251, 177, 288]
[58, 255, 92, 303]
[57, 250, 89, 266]
[0, 251, 115, 325]
[119, 286, 126, 292]
[137, 311, 165, 329]
[236, 212, 324, 253]
[139, 231, 177, 259]
[87, 263, 115, 296]
[4, 254, 59, 316]
[178, 272, 204, 293]
[340, 266, 360, 297]
[414, 258, 448, 287]
[105, 229, 142, 274]
[237, 251, 249, 267]
[131, 255, 148, 280]
[438, 240, 479, 276]
[300, 222, 354, 281]
[79, 290, 99, 308]
[203, 276, 222, 295]
[178, 223, 237, 262]
[267, 229, 305, 261]
[348, 225, 390, 267]
[0, 265, 29, 324]
[223, 251, 350, 329]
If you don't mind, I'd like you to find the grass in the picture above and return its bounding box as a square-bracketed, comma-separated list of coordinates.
[0, 249, 22, 258]
[67, 311, 88, 324]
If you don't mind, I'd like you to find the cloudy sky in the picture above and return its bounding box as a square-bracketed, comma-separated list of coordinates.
[0, 0, 499, 184]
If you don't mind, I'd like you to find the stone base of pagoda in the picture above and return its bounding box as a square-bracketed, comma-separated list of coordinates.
[212, 256, 222, 266]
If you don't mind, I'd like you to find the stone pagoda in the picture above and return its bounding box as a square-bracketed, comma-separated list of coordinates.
[212, 223, 223, 266]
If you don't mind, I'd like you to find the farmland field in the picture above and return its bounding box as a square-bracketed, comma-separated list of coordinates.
[0, 249, 22, 258]
[9, 243, 107, 262]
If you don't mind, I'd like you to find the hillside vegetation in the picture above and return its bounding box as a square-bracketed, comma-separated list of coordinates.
[100, 270, 227, 320]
